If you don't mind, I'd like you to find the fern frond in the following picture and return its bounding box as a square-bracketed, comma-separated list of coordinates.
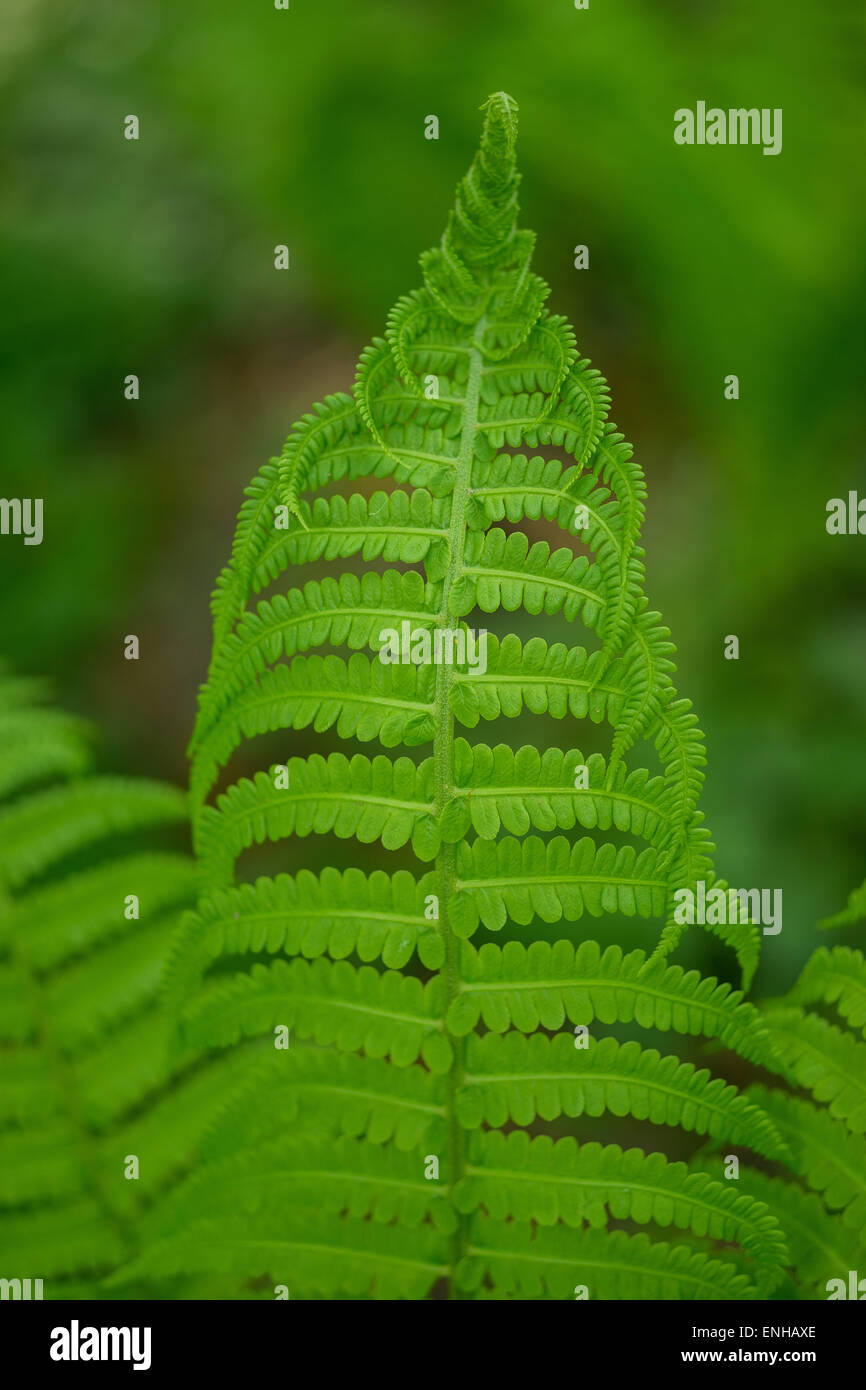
[447, 741, 673, 844]
[173, 91, 776, 1301]
[181, 957, 453, 1072]
[820, 877, 866, 930]
[190, 654, 436, 808]
[194, 1050, 446, 1157]
[149, 1132, 457, 1238]
[456, 1131, 786, 1295]
[450, 836, 668, 935]
[745, 1085, 866, 1242]
[195, 569, 437, 748]
[0, 853, 196, 965]
[112, 1208, 449, 1299]
[0, 706, 91, 797]
[0, 777, 187, 890]
[761, 1005, 866, 1133]
[0, 1201, 126, 1280]
[786, 945, 866, 1035]
[448, 939, 776, 1066]
[732, 886, 866, 1296]
[447, 633, 621, 727]
[195, 754, 439, 887]
[715, 1167, 862, 1298]
[162, 866, 443, 1016]
[456, 1216, 755, 1300]
[0, 673, 247, 1295]
[456, 1032, 787, 1160]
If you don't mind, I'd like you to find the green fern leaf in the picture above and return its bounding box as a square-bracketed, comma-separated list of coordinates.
[786, 945, 866, 1035]
[454, 1131, 786, 1295]
[167, 92, 783, 1301]
[761, 1005, 866, 1133]
[455, 1216, 755, 1301]
[448, 938, 776, 1066]
[0, 673, 248, 1295]
[722, 890, 866, 1297]
[820, 877, 866, 930]
[745, 1085, 866, 1243]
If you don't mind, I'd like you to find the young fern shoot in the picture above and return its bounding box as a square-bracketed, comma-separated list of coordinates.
[159, 93, 789, 1300]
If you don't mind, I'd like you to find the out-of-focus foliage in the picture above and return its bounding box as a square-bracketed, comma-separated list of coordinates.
[1, 0, 864, 985]
[706, 903, 866, 1299]
[0, 667, 250, 1297]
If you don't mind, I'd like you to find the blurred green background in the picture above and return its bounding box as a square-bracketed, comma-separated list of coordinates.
[2, 0, 864, 988]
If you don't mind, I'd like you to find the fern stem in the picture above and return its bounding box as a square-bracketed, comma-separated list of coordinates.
[433, 325, 486, 1295]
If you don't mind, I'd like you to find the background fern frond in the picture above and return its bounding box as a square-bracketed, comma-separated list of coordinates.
[708, 886, 866, 1298]
[820, 878, 866, 931]
[0, 671, 249, 1296]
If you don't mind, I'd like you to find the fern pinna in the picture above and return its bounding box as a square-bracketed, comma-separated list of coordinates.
[157, 93, 791, 1300]
[0, 668, 251, 1298]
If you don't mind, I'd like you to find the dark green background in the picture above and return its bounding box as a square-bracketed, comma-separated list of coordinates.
[2, 0, 864, 985]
